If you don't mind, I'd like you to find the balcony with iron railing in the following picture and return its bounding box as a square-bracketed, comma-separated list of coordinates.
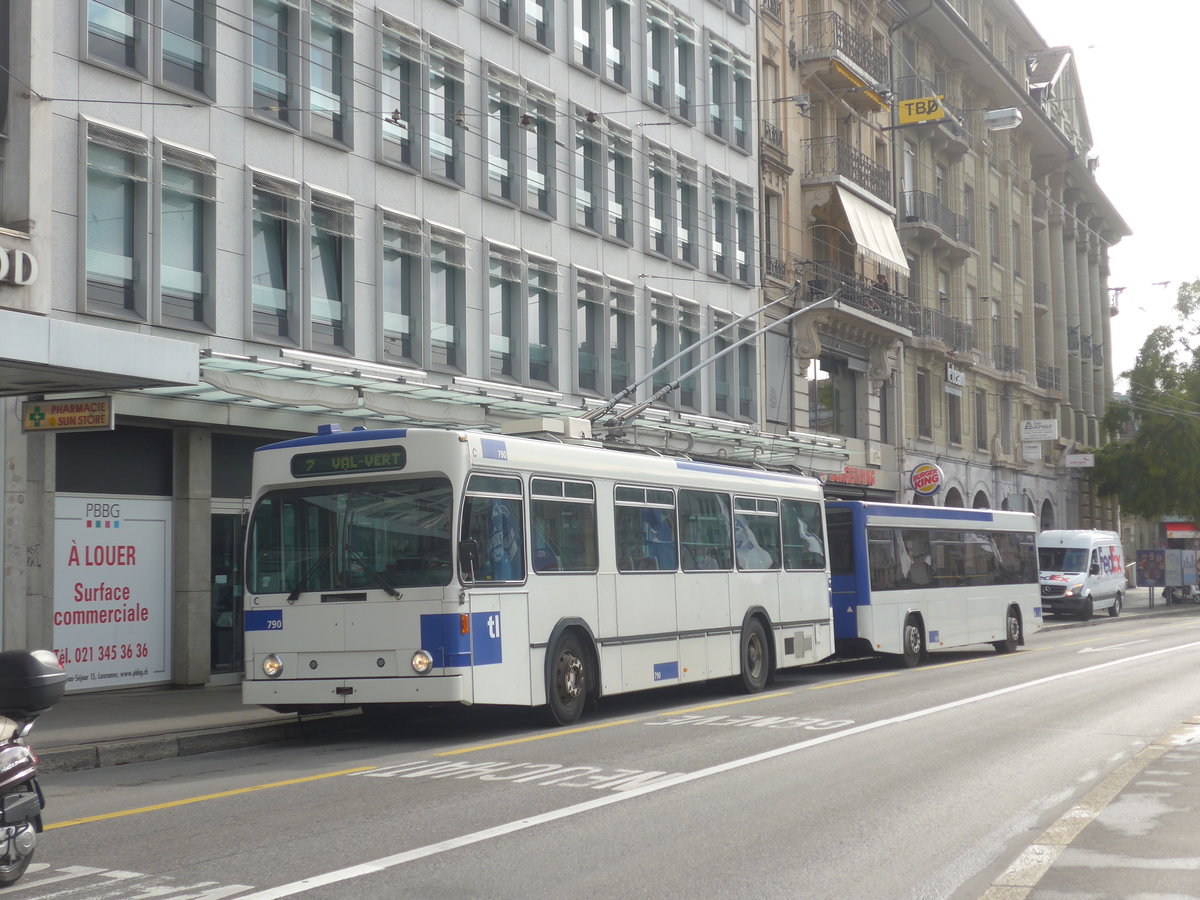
[761, 120, 784, 150]
[765, 255, 788, 282]
[898, 190, 969, 254]
[1036, 364, 1062, 393]
[992, 344, 1023, 373]
[760, 0, 782, 24]
[797, 136, 891, 204]
[793, 11, 890, 88]
[793, 258, 908, 328]
[909, 305, 974, 354]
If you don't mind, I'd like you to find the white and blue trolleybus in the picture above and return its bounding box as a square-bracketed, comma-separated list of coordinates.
[242, 425, 836, 724]
[825, 501, 1041, 666]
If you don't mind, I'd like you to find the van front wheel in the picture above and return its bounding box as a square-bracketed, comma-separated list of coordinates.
[1077, 596, 1094, 622]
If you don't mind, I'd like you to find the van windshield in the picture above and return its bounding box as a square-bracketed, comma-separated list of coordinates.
[1038, 547, 1088, 573]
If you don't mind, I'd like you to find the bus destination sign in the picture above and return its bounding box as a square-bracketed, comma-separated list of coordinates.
[291, 445, 407, 478]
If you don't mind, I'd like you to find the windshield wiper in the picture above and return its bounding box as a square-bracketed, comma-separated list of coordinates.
[346, 546, 402, 599]
[285, 544, 337, 605]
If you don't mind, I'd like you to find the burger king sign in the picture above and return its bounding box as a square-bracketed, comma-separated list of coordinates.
[910, 462, 944, 497]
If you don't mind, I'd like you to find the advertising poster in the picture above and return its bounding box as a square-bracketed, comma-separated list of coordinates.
[1136, 550, 1164, 587]
[54, 496, 172, 691]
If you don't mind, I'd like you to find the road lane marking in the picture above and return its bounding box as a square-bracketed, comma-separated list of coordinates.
[435, 691, 787, 756]
[235, 638, 1200, 900]
[1079, 639, 1150, 653]
[45, 765, 377, 830]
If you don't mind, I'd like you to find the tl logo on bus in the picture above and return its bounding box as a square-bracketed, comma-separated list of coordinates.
[910, 463, 944, 496]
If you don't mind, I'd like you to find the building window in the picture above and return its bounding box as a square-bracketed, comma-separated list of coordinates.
[707, 36, 750, 149]
[650, 293, 676, 395]
[916, 368, 931, 438]
[87, 0, 146, 74]
[715, 315, 757, 422]
[489, 243, 522, 379]
[528, 256, 558, 385]
[162, 0, 214, 95]
[1011, 220, 1022, 278]
[648, 144, 672, 256]
[159, 143, 215, 329]
[711, 180, 732, 278]
[487, 72, 521, 204]
[381, 212, 422, 365]
[309, 1, 352, 144]
[947, 389, 962, 445]
[428, 39, 466, 184]
[574, 269, 633, 395]
[250, 171, 300, 341]
[974, 388, 988, 451]
[483, 67, 557, 215]
[989, 203, 1001, 263]
[573, 109, 603, 232]
[607, 127, 633, 242]
[430, 226, 467, 369]
[381, 20, 420, 170]
[487, 0, 551, 44]
[251, 0, 298, 128]
[733, 58, 751, 151]
[736, 186, 754, 284]
[309, 189, 353, 351]
[963, 185, 975, 247]
[674, 20, 696, 123]
[677, 160, 699, 266]
[764, 326, 792, 426]
[809, 355, 857, 438]
[678, 300, 700, 410]
[574, 0, 629, 87]
[85, 122, 148, 319]
[646, 2, 670, 108]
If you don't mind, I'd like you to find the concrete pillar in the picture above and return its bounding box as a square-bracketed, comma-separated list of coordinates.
[1061, 209, 1082, 440]
[1048, 202, 1069, 439]
[1075, 224, 1095, 423]
[1, 401, 52, 650]
[173, 427, 212, 686]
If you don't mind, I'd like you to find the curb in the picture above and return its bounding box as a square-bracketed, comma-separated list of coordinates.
[1038, 604, 1200, 631]
[37, 710, 364, 774]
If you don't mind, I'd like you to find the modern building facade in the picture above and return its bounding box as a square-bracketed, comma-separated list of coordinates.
[0, 0, 1126, 691]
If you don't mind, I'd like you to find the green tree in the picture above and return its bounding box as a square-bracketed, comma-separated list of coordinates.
[1095, 279, 1200, 520]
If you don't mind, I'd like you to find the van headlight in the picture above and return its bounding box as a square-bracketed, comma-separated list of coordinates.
[411, 650, 434, 674]
[262, 654, 284, 678]
[1063, 582, 1084, 597]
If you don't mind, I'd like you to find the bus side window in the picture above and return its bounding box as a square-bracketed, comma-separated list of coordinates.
[460, 475, 525, 582]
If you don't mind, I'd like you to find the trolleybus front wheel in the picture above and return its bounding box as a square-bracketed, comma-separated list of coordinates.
[739, 619, 769, 693]
[897, 615, 924, 668]
[547, 631, 589, 725]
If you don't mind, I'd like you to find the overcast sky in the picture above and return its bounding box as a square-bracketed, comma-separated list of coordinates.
[1016, 1, 1200, 387]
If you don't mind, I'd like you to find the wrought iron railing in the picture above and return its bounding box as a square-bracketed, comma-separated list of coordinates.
[797, 136, 891, 204]
[794, 258, 907, 327]
[760, 0, 782, 24]
[795, 11, 890, 86]
[993, 344, 1022, 372]
[1036, 364, 1061, 391]
[765, 256, 788, 281]
[762, 121, 783, 148]
[899, 190, 967, 243]
[909, 305, 973, 353]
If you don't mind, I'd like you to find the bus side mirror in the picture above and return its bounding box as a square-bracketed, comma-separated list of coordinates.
[459, 538, 479, 580]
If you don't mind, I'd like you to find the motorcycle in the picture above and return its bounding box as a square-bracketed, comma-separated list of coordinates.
[0, 650, 67, 887]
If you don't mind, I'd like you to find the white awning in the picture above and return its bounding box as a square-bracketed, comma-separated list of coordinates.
[836, 186, 909, 275]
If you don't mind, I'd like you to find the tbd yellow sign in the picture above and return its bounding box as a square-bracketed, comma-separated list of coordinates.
[22, 397, 114, 433]
[898, 96, 945, 125]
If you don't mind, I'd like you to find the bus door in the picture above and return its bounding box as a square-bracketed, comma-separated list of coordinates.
[614, 488, 679, 690]
[825, 507, 863, 641]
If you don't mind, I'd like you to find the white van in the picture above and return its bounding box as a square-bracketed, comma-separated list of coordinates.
[1037, 530, 1125, 620]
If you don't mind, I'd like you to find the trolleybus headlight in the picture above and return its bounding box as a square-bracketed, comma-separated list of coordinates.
[262, 654, 284, 678]
[410, 650, 434, 675]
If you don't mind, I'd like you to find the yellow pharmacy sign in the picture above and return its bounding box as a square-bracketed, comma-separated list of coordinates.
[22, 396, 115, 433]
[898, 96, 945, 125]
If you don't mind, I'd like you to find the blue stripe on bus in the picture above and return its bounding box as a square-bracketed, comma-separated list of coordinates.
[420, 613, 504, 668]
[245, 609, 283, 631]
[257, 428, 410, 451]
[674, 460, 817, 485]
[653, 661, 680, 682]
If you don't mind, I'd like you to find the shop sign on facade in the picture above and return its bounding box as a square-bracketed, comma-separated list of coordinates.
[910, 463, 944, 497]
[53, 496, 172, 690]
[0, 246, 38, 285]
[820, 465, 877, 487]
[1021, 419, 1058, 441]
[22, 396, 114, 433]
[1065, 453, 1095, 468]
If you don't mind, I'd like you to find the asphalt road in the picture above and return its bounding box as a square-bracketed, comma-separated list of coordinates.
[27, 613, 1200, 900]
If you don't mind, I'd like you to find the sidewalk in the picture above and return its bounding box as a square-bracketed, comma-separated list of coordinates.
[28, 585, 1198, 776]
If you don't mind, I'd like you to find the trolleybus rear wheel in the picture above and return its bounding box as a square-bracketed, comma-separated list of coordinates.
[547, 632, 589, 725]
[993, 606, 1021, 653]
[739, 619, 769, 693]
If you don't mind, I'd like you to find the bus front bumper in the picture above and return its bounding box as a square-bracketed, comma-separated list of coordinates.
[243, 674, 464, 706]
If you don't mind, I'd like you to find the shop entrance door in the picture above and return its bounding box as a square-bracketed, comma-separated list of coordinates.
[211, 509, 245, 679]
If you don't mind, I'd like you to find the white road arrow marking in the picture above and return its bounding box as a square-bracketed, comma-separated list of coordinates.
[1080, 640, 1149, 653]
